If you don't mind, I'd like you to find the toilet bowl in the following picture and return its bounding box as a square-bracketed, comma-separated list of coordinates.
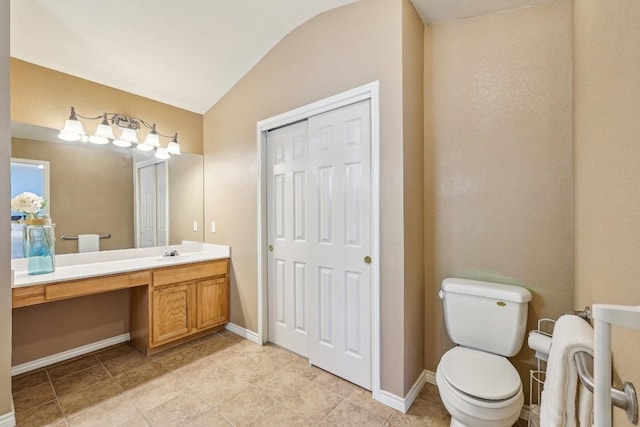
[436, 278, 532, 427]
[436, 347, 523, 427]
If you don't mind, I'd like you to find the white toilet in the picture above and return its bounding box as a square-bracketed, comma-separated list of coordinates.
[436, 278, 532, 427]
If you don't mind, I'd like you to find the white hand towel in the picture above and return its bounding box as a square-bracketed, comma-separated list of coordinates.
[77, 234, 100, 253]
[540, 314, 594, 427]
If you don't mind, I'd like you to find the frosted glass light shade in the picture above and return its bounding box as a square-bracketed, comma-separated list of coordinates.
[89, 123, 115, 144]
[167, 141, 181, 155]
[120, 128, 139, 143]
[136, 142, 154, 151]
[113, 138, 133, 148]
[154, 147, 171, 159]
[143, 132, 160, 148]
[58, 119, 86, 142]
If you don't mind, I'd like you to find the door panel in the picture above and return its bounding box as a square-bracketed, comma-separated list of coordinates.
[152, 283, 192, 345]
[196, 278, 228, 329]
[307, 100, 372, 390]
[139, 165, 155, 248]
[267, 121, 309, 357]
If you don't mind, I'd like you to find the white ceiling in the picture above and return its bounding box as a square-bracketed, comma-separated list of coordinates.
[10, 0, 557, 115]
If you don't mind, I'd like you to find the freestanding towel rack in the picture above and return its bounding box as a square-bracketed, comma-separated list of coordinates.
[592, 304, 640, 425]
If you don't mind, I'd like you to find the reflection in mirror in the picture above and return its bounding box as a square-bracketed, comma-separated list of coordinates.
[10, 122, 204, 258]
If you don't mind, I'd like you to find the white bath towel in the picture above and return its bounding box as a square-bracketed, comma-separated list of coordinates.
[77, 234, 100, 253]
[540, 314, 594, 427]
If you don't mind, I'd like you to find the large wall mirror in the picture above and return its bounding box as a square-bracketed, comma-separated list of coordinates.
[10, 122, 204, 258]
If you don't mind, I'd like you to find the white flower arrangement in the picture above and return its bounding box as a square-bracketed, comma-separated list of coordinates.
[11, 192, 46, 217]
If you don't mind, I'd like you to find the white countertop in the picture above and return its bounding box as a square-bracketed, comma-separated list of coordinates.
[12, 243, 230, 288]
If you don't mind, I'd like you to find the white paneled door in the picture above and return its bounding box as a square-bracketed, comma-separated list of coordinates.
[267, 100, 372, 390]
[137, 161, 168, 248]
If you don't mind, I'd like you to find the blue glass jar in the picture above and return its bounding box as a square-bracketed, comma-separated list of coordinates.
[23, 218, 55, 275]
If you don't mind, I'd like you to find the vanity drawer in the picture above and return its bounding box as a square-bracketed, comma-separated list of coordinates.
[45, 273, 135, 301]
[152, 259, 228, 287]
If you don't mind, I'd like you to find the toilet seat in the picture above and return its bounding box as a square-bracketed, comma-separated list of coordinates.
[439, 346, 521, 401]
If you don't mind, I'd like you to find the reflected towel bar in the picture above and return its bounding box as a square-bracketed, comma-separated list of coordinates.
[575, 351, 638, 424]
[60, 234, 111, 241]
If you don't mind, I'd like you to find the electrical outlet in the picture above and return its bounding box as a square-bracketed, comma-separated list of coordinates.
[193, 221, 198, 232]
[211, 221, 216, 233]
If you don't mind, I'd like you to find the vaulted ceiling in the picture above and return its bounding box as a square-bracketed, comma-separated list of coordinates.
[10, 0, 557, 114]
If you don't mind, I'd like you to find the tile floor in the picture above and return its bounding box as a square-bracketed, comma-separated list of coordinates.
[12, 329, 524, 426]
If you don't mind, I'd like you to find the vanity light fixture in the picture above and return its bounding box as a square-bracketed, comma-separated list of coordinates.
[58, 107, 182, 159]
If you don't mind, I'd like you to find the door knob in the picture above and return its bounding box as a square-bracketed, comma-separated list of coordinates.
[268, 245, 273, 252]
[364, 256, 371, 264]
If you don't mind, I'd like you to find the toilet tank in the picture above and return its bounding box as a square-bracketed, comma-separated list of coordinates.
[440, 278, 532, 357]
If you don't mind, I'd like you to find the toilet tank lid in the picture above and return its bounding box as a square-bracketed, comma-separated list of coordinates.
[442, 278, 532, 303]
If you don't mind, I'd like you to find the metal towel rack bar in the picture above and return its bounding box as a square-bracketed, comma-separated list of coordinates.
[60, 234, 111, 241]
[575, 350, 638, 424]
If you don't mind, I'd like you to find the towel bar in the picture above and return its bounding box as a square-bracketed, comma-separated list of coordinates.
[60, 234, 112, 241]
[575, 351, 638, 424]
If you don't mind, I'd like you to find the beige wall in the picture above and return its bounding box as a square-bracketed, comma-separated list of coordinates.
[169, 154, 204, 245]
[12, 137, 134, 254]
[402, 0, 425, 393]
[573, 0, 640, 424]
[424, 1, 574, 395]
[203, 0, 425, 396]
[10, 59, 203, 155]
[1, 0, 12, 416]
[12, 291, 129, 365]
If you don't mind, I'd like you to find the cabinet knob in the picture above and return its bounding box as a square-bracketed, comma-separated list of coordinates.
[364, 256, 371, 264]
[268, 245, 273, 252]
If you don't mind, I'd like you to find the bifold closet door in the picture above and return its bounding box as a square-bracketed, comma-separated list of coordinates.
[266, 100, 372, 390]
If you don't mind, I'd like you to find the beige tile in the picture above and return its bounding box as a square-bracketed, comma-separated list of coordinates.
[102, 351, 151, 377]
[188, 410, 232, 427]
[216, 387, 277, 426]
[51, 365, 111, 397]
[47, 356, 100, 380]
[125, 372, 190, 412]
[217, 330, 243, 342]
[12, 369, 50, 393]
[172, 354, 227, 386]
[187, 371, 251, 406]
[320, 400, 387, 426]
[283, 357, 323, 381]
[114, 361, 168, 390]
[155, 346, 204, 371]
[118, 415, 150, 427]
[13, 382, 57, 411]
[230, 339, 266, 355]
[252, 405, 309, 427]
[386, 397, 451, 426]
[58, 378, 124, 415]
[262, 345, 302, 365]
[95, 344, 137, 363]
[346, 388, 396, 420]
[143, 391, 211, 427]
[281, 382, 343, 424]
[66, 394, 138, 427]
[313, 371, 359, 398]
[254, 368, 311, 401]
[208, 348, 249, 369]
[227, 354, 281, 383]
[190, 335, 235, 356]
[15, 400, 64, 427]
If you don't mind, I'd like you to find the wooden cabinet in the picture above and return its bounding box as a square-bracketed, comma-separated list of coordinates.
[148, 259, 229, 349]
[151, 283, 195, 346]
[196, 277, 228, 330]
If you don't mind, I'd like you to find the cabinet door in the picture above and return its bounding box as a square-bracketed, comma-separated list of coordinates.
[196, 278, 229, 330]
[152, 283, 195, 346]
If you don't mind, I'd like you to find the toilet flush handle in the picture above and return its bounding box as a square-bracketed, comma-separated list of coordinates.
[438, 290, 444, 299]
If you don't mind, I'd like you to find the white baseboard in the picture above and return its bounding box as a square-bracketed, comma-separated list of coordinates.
[225, 322, 261, 345]
[0, 402, 15, 427]
[11, 333, 130, 376]
[375, 370, 429, 414]
[424, 369, 437, 385]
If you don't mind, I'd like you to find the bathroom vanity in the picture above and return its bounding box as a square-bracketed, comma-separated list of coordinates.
[11, 243, 230, 355]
